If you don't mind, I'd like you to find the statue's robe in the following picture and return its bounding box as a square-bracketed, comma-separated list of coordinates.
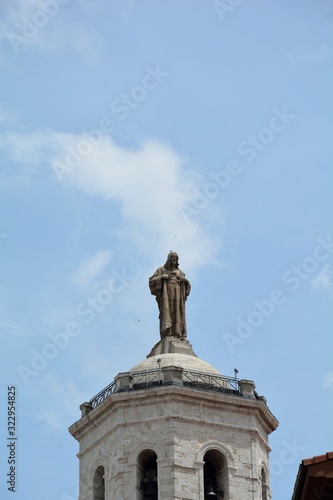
[149, 266, 190, 339]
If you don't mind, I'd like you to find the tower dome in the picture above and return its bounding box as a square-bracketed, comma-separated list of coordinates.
[130, 352, 220, 375]
[130, 337, 221, 375]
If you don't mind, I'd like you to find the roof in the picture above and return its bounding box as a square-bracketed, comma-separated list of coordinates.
[302, 452, 333, 467]
[291, 451, 333, 500]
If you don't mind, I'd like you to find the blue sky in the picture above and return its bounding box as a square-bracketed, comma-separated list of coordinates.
[0, 1, 332, 499]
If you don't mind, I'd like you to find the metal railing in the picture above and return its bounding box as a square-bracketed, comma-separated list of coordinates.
[90, 380, 117, 409]
[183, 370, 239, 392]
[132, 369, 162, 387]
[89, 368, 240, 410]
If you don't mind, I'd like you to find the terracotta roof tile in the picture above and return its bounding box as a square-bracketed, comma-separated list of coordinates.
[302, 451, 333, 466]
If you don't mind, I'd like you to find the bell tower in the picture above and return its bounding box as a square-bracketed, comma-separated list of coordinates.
[69, 252, 278, 499]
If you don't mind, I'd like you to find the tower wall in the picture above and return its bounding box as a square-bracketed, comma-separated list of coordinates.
[70, 385, 277, 500]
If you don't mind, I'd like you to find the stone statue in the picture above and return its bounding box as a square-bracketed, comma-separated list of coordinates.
[149, 252, 191, 339]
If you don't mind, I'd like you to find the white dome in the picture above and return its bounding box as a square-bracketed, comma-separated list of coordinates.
[130, 352, 220, 375]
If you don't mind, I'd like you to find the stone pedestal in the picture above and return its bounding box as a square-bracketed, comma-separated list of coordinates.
[147, 337, 197, 358]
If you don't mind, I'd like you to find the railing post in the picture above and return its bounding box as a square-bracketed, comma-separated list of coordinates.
[80, 402, 92, 417]
[115, 372, 133, 391]
[239, 379, 256, 398]
[162, 365, 184, 385]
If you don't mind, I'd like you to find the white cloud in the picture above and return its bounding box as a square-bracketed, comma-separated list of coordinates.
[311, 264, 331, 290]
[0, 130, 55, 165]
[323, 371, 333, 392]
[71, 250, 112, 288]
[54, 135, 222, 271]
[0, 0, 105, 64]
[65, 22, 106, 65]
[0, 130, 59, 188]
[0, 129, 222, 272]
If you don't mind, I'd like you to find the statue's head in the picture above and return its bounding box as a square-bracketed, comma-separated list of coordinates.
[165, 251, 179, 269]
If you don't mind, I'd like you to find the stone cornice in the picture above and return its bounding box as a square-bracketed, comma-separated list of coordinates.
[69, 384, 278, 442]
[76, 413, 273, 459]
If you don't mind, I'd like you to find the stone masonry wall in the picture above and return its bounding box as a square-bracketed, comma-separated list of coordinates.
[72, 386, 275, 500]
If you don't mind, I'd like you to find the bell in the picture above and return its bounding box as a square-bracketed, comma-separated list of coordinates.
[205, 484, 218, 498]
[144, 480, 158, 500]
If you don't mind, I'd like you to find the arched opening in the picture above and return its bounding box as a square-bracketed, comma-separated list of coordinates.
[93, 465, 105, 500]
[203, 450, 228, 499]
[137, 449, 158, 500]
[260, 466, 268, 500]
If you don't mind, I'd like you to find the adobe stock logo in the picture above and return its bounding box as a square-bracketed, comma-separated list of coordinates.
[270, 439, 306, 483]
[223, 234, 333, 353]
[17, 268, 134, 385]
[52, 64, 169, 182]
[6, 0, 70, 53]
[182, 106, 296, 220]
[110, 65, 169, 120]
[213, 0, 244, 22]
